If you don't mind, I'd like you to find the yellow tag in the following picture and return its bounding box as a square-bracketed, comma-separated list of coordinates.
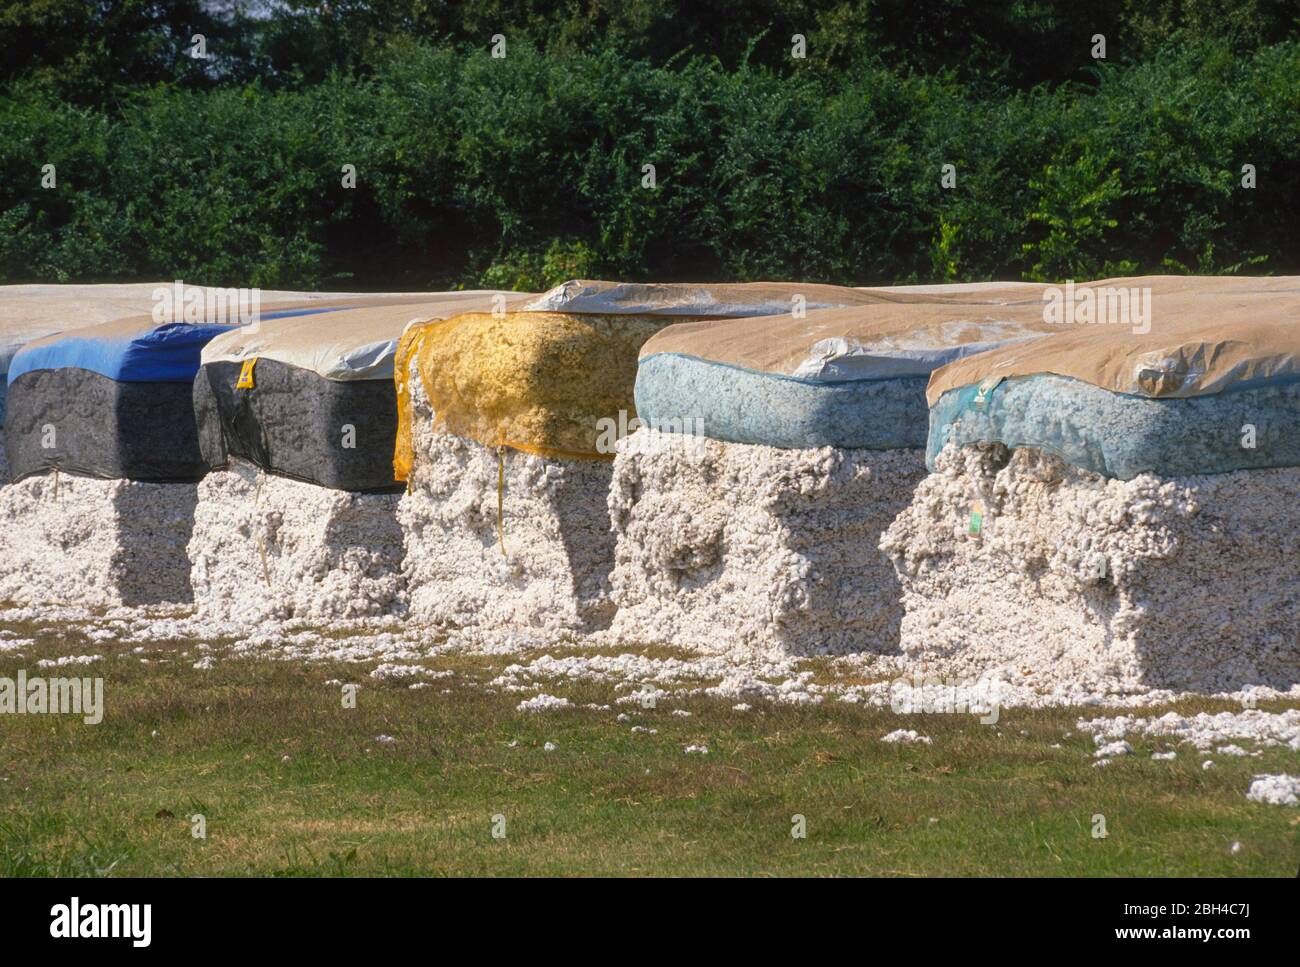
[236, 358, 257, 389]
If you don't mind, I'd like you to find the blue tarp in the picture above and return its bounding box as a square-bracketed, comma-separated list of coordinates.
[7, 306, 351, 385]
[9, 322, 236, 384]
[927, 373, 1300, 479]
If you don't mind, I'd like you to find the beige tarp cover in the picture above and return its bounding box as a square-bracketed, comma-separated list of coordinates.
[637, 276, 1300, 388]
[865, 281, 1047, 296]
[518, 279, 920, 316]
[638, 284, 1066, 381]
[520, 278, 1098, 316]
[201, 291, 522, 381]
[926, 275, 1300, 402]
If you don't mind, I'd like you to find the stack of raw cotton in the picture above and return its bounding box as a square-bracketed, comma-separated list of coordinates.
[0, 283, 414, 482]
[394, 280, 887, 634]
[188, 291, 518, 625]
[882, 275, 1300, 693]
[0, 289, 419, 609]
[609, 281, 1069, 656]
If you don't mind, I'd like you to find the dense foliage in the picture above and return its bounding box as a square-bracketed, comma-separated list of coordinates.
[2, 2, 1297, 288]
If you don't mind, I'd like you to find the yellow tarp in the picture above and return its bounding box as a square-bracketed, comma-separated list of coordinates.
[394, 311, 678, 478]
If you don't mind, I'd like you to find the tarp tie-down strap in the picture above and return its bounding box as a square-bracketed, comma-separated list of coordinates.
[496, 445, 508, 557]
[256, 532, 271, 587]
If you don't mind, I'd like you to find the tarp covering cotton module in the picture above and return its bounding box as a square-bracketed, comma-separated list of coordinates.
[0, 283, 416, 415]
[5, 293, 439, 483]
[195, 291, 523, 492]
[923, 276, 1300, 478]
[633, 276, 1300, 456]
[632, 281, 1064, 450]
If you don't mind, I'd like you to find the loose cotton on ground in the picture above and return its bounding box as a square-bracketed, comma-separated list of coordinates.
[189, 459, 405, 623]
[0, 473, 196, 608]
[883, 444, 1300, 692]
[609, 430, 926, 655]
[398, 417, 618, 632]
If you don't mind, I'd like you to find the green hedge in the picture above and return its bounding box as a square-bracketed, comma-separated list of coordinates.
[2, 40, 1297, 288]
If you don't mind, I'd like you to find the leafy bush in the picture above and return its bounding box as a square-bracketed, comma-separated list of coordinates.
[1, 38, 1298, 287]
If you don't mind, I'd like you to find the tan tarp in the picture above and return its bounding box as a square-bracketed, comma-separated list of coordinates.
[864, 281, 1047, 297]
[634, 278, 1217, 380]
[926, 276, 1300, 402]
[520, 278, 1096, 317]
[14, 294, 460, 368]
[0, 282, 402, 327]
[200, 291, 522, 380]
[638, 285, 1068, 381]
[0, 283, 418, 329]
[636, 276, 1300, 388]
[519, 279, 925, 315]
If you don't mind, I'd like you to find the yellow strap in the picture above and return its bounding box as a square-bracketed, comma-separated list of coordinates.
[496, 446, 508, 557]
[256, 533, 271, 587]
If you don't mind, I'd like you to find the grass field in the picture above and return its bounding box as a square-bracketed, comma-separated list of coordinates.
[1, 616, 1296, 877]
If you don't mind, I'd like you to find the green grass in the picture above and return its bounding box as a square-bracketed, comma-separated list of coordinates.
[0, 618, 1296, 876]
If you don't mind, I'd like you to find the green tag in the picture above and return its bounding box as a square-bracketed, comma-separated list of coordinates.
[968, 502, 984, 537]
[972, 376, 1003, 409]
